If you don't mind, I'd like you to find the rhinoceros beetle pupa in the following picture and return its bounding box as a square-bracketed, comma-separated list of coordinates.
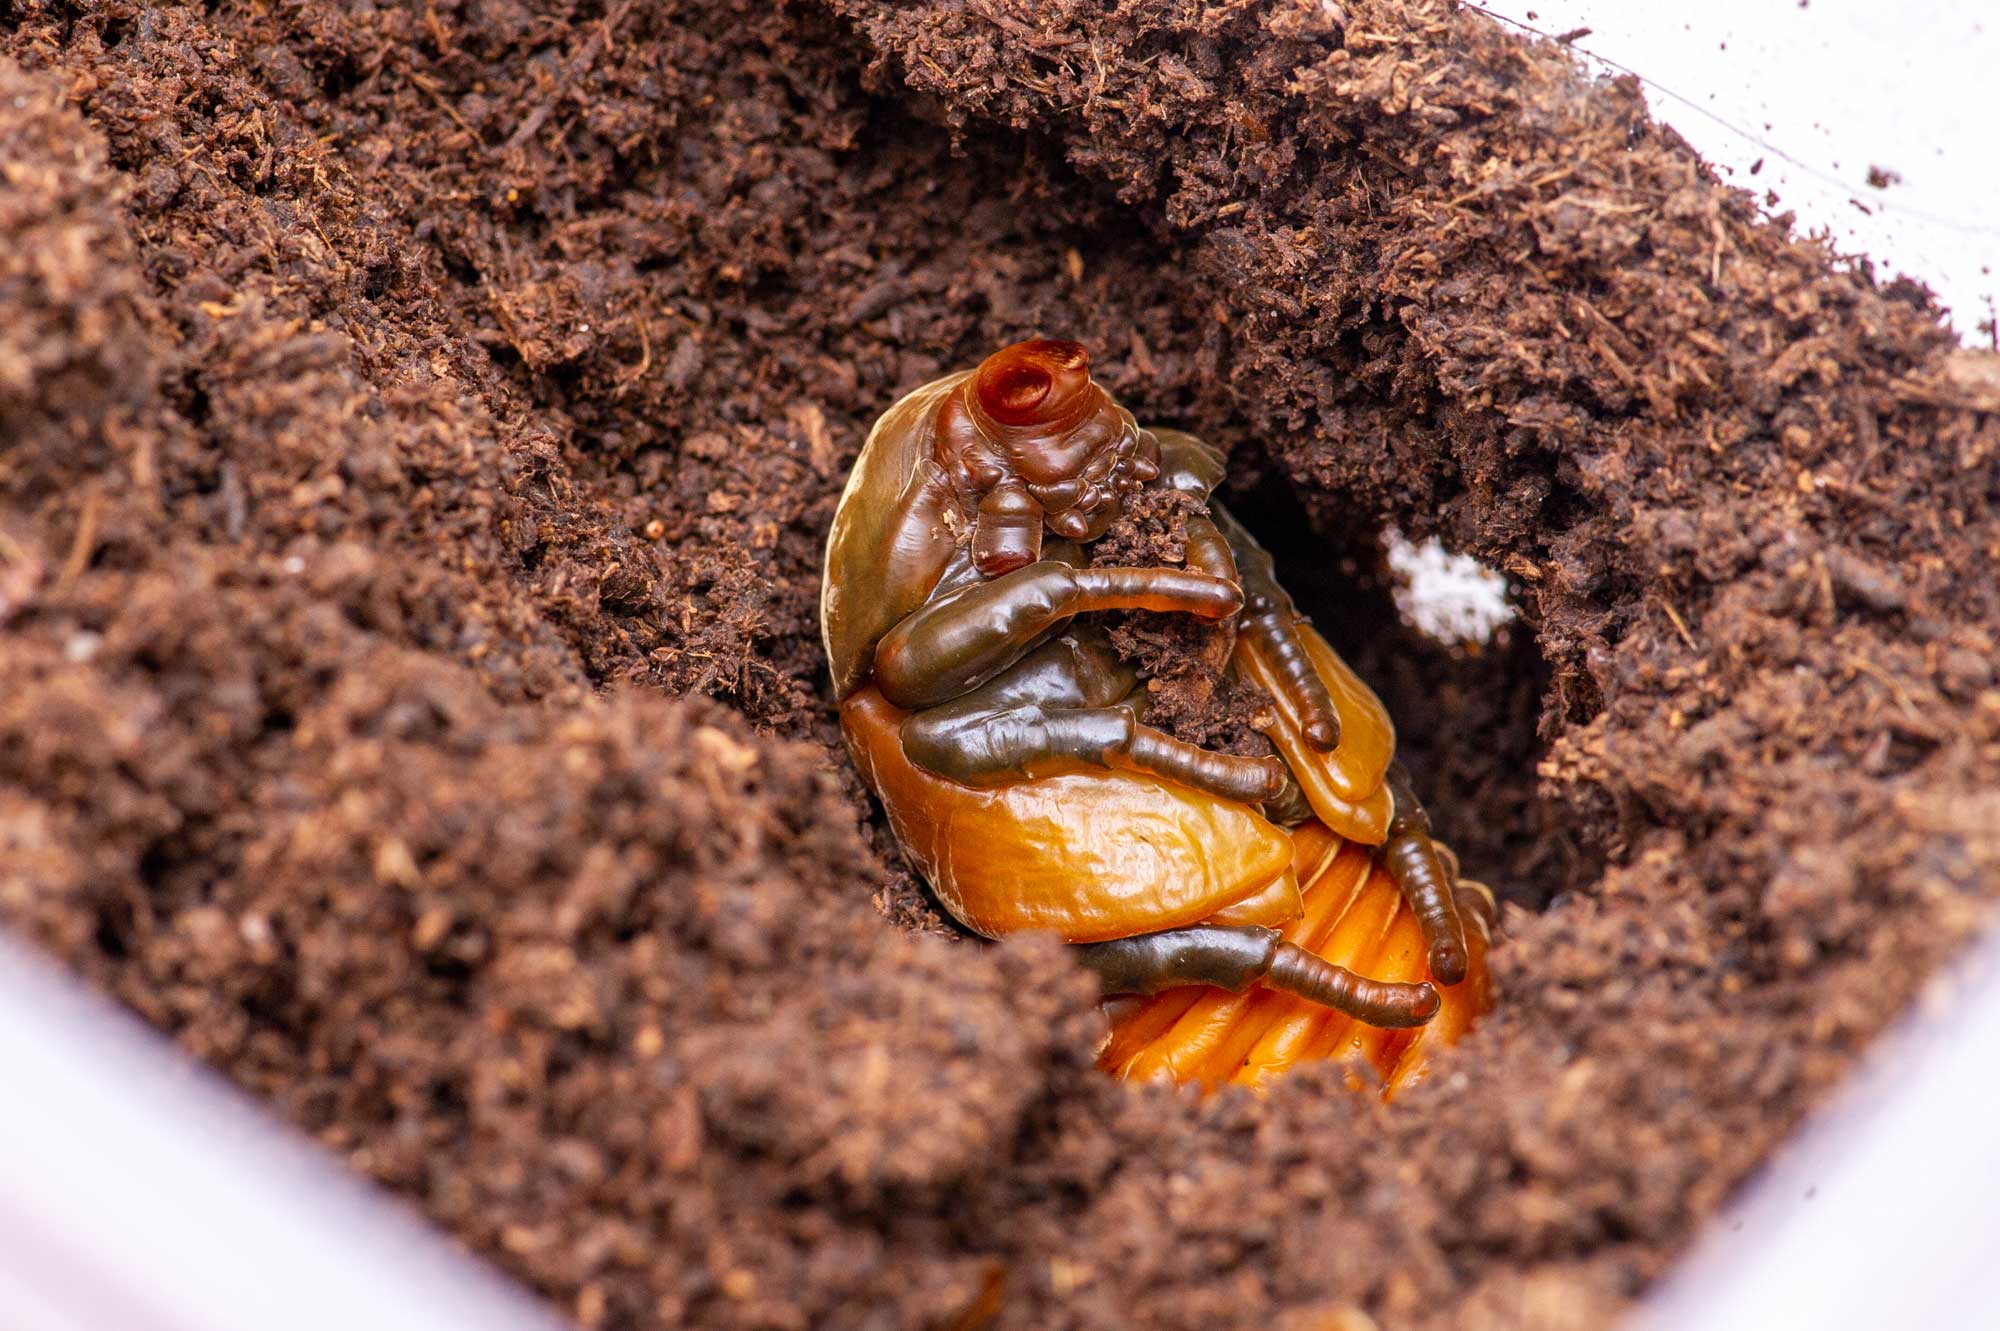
[822, 338, 1494, 1092]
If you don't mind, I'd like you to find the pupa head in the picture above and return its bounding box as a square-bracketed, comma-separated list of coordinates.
[932, 339, 1161, 576]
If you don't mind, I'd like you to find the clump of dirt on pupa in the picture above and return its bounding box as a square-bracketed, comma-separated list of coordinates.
[1088, 486, 1278, 753]
[5, 1, 2000, 1330]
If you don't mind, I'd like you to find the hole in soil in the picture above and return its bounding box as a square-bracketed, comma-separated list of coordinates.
[404, 29, 1580, 1085]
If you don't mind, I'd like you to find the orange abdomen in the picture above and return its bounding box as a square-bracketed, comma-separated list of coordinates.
[1101, 821, 1494, 1095]
[841, 686, 1301, 942]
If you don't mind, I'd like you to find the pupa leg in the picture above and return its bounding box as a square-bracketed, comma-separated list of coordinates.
[1206, 506, 1344, 751]
[900, 641, 1286, 804]
[1074, 924, 1440, 1029]
[872, 560, 1241, 710]
[1381, 763, 1471, 985]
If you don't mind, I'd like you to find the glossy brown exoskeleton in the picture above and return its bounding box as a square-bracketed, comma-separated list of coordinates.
[822, 339, 1494, 1086]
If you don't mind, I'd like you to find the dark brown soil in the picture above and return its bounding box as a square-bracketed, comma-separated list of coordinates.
[3, 1, 1997, 1328]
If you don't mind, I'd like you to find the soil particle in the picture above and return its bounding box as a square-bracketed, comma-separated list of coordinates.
[1089, 486, 1275, 753]
[3, 1, 1999, 1329]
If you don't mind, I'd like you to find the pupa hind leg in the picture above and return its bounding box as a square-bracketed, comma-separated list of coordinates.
[1380, 762, 1474, 985]
[1073, 923, 1440, 1029]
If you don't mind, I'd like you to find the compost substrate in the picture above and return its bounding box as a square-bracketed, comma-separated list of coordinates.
[3, 0, 1998, 1326]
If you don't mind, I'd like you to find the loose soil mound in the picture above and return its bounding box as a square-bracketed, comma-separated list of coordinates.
[2, 1, 1996, 1328]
